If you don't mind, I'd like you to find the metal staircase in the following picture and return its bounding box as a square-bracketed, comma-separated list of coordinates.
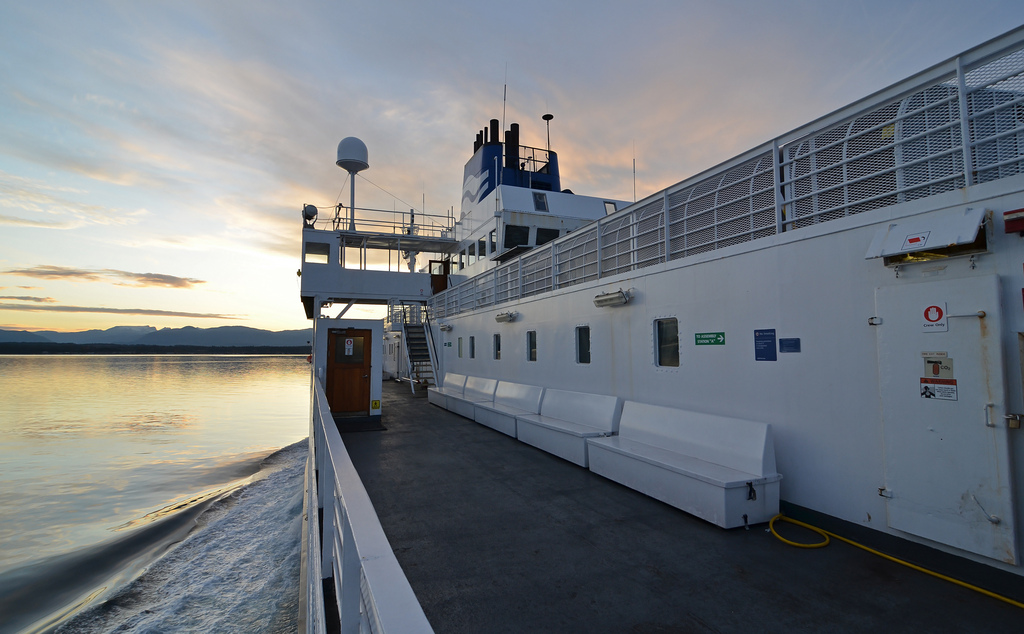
[403, 322, 435, 392]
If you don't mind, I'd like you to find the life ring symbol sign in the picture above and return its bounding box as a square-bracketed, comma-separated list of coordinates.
[924, 305, 944, 322]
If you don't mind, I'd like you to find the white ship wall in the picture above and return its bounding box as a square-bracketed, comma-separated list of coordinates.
[431, 176, 1024, 570]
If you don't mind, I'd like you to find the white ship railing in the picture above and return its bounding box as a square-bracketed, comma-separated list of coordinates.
[429, 26, 1024, 318]
[305, 378, 433, 634]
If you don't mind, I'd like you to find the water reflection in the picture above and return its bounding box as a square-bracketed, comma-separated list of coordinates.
[0, 355, 310, 573]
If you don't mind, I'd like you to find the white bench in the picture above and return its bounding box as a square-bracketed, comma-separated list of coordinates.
[447, 376, 498, 419]
[515, 389, 623, 467]
[587, 401, 782, 529]
[427, 372, 467, 409]
[474, 381, 545, 437]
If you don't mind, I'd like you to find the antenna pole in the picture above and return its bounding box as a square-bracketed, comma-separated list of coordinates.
[542, 113, 553, 153]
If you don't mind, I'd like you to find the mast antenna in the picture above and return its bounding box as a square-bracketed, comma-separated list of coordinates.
[543, 113, 553, 152]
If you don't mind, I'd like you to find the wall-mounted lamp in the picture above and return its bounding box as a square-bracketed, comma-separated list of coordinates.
[593, 289, 630, 307]
[438, 323, 453, 332]
[495, 311, 518, 323]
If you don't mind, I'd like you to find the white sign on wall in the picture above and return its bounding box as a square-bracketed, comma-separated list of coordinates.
[922, 303, 947, 332]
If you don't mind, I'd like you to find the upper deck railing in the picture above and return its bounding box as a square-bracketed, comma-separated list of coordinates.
[429, 27, 1024, 319]
[306, 204, 454, 242]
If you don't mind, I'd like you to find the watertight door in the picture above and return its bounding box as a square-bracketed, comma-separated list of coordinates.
[875, 275, 1017, 563]
[325, 328, 372, 415]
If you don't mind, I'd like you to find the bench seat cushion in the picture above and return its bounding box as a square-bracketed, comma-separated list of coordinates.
[516, 414, 612, 438]
[587, 436, 779, 488]
[474, 402, 533, 437]
[427, 373, 467, 408]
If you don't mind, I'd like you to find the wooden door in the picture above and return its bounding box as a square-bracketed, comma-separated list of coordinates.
[325, 328, 371, 415]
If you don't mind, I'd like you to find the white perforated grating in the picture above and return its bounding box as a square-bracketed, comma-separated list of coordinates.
[427, 34, 1024, 319]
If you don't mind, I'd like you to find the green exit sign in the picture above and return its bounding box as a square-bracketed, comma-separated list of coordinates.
[695, 332, 725, 345]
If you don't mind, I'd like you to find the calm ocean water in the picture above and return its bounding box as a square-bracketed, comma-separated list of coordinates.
[0, 355, 311, 633]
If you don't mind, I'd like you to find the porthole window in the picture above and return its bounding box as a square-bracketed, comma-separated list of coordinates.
[655, 318, 679, 367]
[576, 326, 591, 364]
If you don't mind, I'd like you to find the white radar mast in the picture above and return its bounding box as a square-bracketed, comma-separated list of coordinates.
[336, 137, 369, 231]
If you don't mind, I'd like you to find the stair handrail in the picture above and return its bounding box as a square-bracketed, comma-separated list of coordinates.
[397, 301, 417, 394]
[421, 304, 441, 388]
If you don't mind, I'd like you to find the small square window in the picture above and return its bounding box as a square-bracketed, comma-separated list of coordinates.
[527, 330, 537, 362]
[304, 242, 330, 264]
[655, 318, 679, 367]
[493, 333, 501, 360]
[533, 192, 548, 212]
[604, 201, 617, 215]
[504, 224, 530, 248]
[536, 228, 560, 245]
[576, 326, 591, 364]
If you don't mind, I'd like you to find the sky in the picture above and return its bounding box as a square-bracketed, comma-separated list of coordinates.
[2, 1, 1023, 333]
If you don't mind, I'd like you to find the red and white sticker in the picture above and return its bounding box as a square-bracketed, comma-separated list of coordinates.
[922, 303, 947, 332]
[902, 232, 930, 250]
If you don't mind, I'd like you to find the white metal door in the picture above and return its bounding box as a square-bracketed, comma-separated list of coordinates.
[875, 275, 1017, 564]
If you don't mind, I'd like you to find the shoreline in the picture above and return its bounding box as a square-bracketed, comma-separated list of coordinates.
[0, 343, 309, 355]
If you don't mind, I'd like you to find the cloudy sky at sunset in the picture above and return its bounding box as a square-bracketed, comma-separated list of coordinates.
[2, 1, 1023, 332]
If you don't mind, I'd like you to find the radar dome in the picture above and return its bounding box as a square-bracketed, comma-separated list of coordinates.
[336, 137, 369, 173]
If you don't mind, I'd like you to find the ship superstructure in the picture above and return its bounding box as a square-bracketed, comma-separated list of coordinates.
[300, 25, 1024, 633]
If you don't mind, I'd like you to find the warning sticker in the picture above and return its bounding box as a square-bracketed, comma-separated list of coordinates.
[345, 337, 354, 355]
[371, 399, 381, 410]
[903, 232, 930, 251]
[922, 304, 948, 333]
[921, 377, 957, 401]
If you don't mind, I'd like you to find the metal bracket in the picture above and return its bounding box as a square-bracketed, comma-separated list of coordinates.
[868, 316, 883, 326]
[878, 487, 893, 498]
[947, 310, 986, 319]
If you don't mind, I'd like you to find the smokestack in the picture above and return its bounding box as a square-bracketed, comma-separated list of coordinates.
[475, 131, 482, 153]
[489, 119, 499, 145]
[505, 123, 520, 170]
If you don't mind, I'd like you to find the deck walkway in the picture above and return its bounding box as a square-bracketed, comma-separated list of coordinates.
[340, 381, 1023, 633]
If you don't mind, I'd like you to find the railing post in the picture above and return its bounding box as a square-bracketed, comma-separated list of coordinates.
[596, 217, 603, 279]
[340, 506, 362, 634]
[955, 56, 976, 187]
[662, 190, 671, 263]
[773, 139, 785, 234]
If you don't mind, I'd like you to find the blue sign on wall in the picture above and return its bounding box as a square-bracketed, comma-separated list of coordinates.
[754, 329, 777, 361]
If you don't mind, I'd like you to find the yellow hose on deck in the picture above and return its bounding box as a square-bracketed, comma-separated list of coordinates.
[769, 514, 1024, 610]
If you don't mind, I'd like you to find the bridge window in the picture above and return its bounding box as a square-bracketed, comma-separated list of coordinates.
[504, 224, 530, 248]
[478, 237, 487, 259]
[536, 228, 560, 246]
[489, 230, 496, 255]
[604, 201, 617, 215]
[576, 326, 591, 364]
[527, 330, 537, 362]
[304, 242, 330, 264]
[655, 318, 679, 367]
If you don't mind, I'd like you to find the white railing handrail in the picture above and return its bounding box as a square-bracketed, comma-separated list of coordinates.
[428, 25, 1024, 320]
[307, 379, 433, 634]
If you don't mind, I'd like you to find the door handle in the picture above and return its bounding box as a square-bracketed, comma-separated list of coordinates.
[362, 375, 368, 378]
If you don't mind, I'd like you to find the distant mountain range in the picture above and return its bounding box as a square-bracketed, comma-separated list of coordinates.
[0, 325, 312, 348]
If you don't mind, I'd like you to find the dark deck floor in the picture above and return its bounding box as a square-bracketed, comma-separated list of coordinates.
[340, 381, 1023, 633]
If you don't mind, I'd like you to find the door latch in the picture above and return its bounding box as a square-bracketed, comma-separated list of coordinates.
[1005, 414, 1022, 430]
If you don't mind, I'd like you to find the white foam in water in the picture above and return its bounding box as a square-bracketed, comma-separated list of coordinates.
[57, 442, 306, 633]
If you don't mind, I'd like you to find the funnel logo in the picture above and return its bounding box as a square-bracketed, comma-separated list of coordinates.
[922, 303, 948, 332]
